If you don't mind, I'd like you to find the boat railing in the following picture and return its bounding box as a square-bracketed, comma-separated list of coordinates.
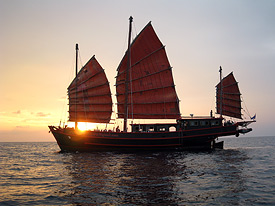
[180, 116, 216, 119]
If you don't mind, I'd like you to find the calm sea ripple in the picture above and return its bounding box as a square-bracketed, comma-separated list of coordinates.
[0, 136, 274, 205]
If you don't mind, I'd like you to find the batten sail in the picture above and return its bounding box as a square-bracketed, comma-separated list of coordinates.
[68, 56, 112, 123]
[116, 22, 180, 119]
[216, 72, 242, 119]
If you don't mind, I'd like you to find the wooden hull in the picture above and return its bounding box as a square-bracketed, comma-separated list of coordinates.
[49, 124, 237, 152]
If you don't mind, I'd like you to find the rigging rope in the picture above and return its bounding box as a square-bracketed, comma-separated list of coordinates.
[130, 32, 134, 121]
[133, 21, 138, 38]
[60, 58, 75, 126]
[82, 89, 88, 123]
[78, 50, 84, 68]
[241, 96, 252, 119]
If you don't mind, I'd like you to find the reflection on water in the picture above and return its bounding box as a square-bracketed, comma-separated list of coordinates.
[60, 149, 248, 205]
[0, 143, 70, 205]
[2, 138, 274, 205]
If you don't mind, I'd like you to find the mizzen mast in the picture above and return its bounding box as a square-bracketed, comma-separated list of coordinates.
[123, 16, 133, 132]
[219, 66, 223, 118]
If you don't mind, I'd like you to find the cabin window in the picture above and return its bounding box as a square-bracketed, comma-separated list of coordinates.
[184, 121, 188, 126]
[148, 127, 154, 132]
[158, 127, 166, 132]
[136, 125, 145, 132]
[211, 120, 220, 126]
[169, 126, 176, 132]
[134, 126, 140, 132]
[190, 121, 198, 126]
[200, 121, 209, 126]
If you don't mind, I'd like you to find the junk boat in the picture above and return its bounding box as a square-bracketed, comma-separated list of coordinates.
[49, 17, 255, 152]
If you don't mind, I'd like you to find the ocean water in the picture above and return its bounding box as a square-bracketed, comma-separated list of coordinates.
[0, 136, 274, 205]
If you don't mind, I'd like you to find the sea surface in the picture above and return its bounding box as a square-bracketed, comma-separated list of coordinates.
[0, 136, 274, 205]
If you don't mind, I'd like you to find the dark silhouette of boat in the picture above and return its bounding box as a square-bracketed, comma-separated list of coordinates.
[49, 17, 255, 152]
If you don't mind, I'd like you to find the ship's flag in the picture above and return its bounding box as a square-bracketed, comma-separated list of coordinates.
[251, 114, 256, 120]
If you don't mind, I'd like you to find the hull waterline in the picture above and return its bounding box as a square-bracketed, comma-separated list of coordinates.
[49, 124, 237, 152]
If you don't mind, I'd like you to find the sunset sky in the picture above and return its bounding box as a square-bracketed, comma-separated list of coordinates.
[1, 0, 274, 141]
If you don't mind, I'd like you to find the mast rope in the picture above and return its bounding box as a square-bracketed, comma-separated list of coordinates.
[130, 26, 135, 121]
[79, 50, 100, 128]
[82, 89, 88, 123]
[78, 51, 89, 125]
[78, 50, 84, 68]
[133, 21, 138, 38]
[130, 56, 134, 120]
[128, 20, 138, 122]
[241, 96, 252, 119]
[60, 59, 75, 126]
[157, 51, 167, 118]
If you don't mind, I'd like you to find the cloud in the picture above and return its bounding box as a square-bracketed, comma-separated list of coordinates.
[58, 96, 67, 101]
[36, 112, 51, 117]
[15, 125, 30, 129]
[13, 110, 21, 114]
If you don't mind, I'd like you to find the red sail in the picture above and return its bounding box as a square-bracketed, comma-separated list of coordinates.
[216, 72, 242, 119]
[116, 22, 180, 119]
[68, 56, 112, 123]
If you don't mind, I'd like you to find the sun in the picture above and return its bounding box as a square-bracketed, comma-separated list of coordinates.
[77, 122, 87, 131]
[67, 122, 99, 131]
[66, 122, 99, 131]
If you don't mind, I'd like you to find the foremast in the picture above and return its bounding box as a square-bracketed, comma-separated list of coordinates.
[75, 43, 79, 129]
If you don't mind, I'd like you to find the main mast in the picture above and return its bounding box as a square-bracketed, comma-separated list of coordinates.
[75, 43, 79, 129]
[123, 16, 133, 132]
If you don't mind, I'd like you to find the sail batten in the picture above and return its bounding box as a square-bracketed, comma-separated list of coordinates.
[116, 66, 173, 85]
[116, 100, 178, 104]
[116, 85, 175, 96]
[222, 83, 239, 88]
[69, 71, 106, 90]
[69, 81, 108, 92]
[216, 72, 242, 119]
[68, 56, 112, 123]
[69, 94, 111, 99]
[116, 46, 166, 79]
[115, 22, 180, 120]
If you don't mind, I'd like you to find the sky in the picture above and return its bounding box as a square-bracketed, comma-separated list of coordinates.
[1, 0, 274, 142]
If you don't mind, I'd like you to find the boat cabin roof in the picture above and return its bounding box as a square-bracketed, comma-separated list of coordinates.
[130, 123, 178, 132]
[130, 117, 223, 132]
